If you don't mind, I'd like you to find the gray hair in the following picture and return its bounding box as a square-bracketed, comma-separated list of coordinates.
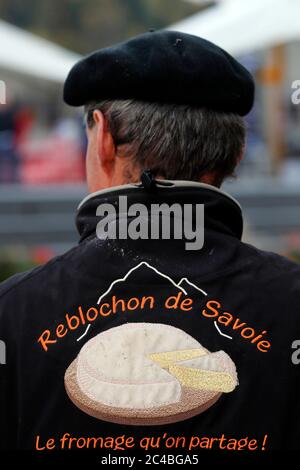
[85, 99, 246, 184]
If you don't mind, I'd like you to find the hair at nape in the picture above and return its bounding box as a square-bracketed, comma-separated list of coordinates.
[85, 99, 246, 184]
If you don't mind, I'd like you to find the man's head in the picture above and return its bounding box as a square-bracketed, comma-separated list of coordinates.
[64, 30, 254, 193]
[84, 100, 246, 192]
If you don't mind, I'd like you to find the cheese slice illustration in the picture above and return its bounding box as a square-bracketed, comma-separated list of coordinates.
[148, 348, 207, 368]
[65, 322, 238, 425]
[169, 351, 238, 393]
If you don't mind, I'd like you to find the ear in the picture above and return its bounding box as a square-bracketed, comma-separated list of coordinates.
[93, 109, 116, 174]
[238, 145, 246, 164]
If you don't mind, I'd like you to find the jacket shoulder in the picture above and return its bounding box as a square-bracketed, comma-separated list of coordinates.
[242, 242, 300, 291]
[0, 245, 78, 302]
[248, 243, 300, 272]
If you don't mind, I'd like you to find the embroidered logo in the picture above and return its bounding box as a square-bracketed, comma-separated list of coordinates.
[64, 322, 238, 425]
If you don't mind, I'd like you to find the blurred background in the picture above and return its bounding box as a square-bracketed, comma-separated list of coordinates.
[0, 0, 300, 280]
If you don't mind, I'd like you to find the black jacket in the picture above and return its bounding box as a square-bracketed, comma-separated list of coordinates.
[0, 181, 299, 458]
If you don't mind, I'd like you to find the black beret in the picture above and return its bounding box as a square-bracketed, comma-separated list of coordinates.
[63, 30, 255, 116]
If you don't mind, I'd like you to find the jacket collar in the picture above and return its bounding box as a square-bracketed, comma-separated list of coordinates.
[76, 180, 243, 242]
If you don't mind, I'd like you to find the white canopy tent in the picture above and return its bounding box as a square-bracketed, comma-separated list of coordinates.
[170, 0, 300, 56]
[0, 19, 80, 83]
[171, 0, 300, 175]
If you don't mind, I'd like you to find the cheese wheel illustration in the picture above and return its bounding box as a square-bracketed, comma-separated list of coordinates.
[76, 323, 203, 409]
[65, 322, 238, 425]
